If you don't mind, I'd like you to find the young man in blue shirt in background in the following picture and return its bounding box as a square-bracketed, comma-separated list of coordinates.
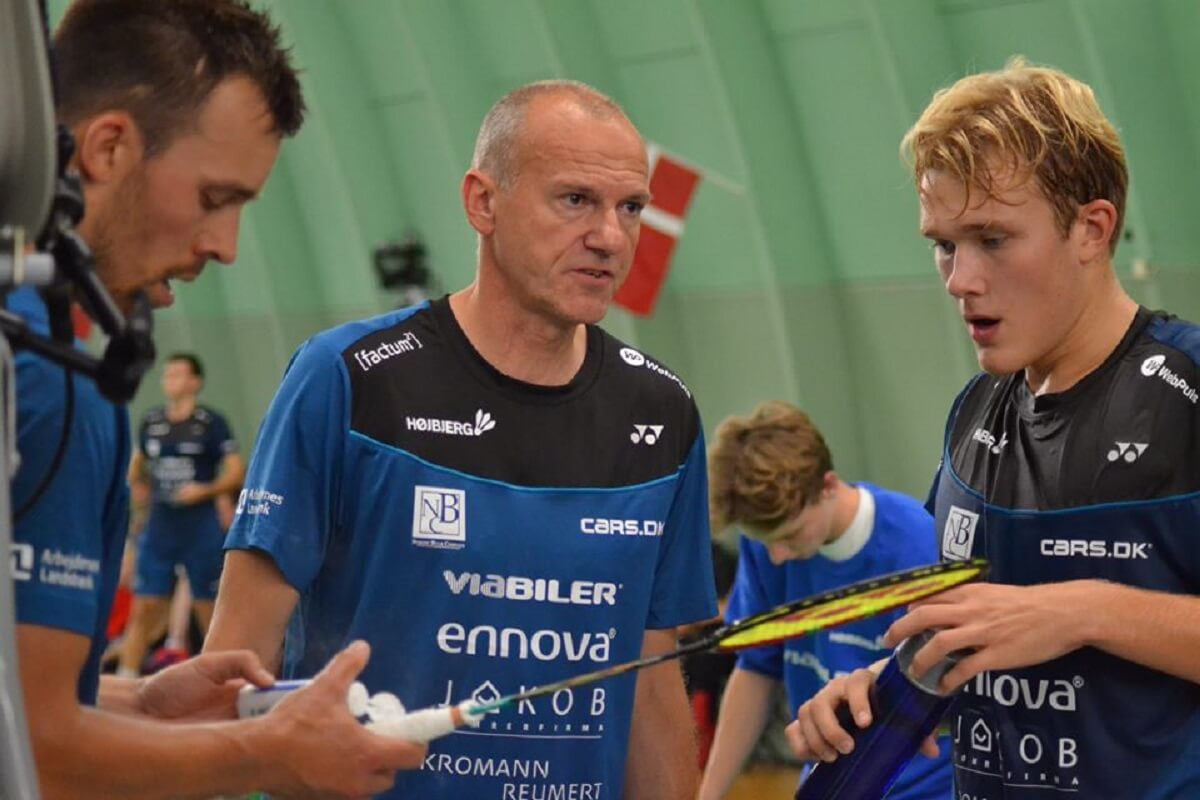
[698, 401, 951, 799]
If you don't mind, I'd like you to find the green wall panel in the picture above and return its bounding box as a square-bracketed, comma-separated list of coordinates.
[41, 0, 1200, 501]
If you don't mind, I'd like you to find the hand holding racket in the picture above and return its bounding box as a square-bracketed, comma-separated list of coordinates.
[239, 559, 988, 742]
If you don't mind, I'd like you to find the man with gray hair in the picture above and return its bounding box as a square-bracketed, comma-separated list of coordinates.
[207, 80, 718, 798]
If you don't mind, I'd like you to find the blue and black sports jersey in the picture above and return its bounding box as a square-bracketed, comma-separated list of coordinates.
[726, 484, 951, 800]
[7, 288, 130, 705]
[138, 404, 235, 545]
[139, 405, 236, 504]
[931, 307, 1200, 799]
[228, 297, 717, 799]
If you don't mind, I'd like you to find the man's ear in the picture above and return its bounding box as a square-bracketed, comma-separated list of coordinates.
[462, 169, 499, 236]
[1074, 198, 1119, 264]
[822, 470, 839, 498]
[73, 111, 145, 185]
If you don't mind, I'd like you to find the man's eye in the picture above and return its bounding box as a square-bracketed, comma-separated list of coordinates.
[932, 240, 955, 256]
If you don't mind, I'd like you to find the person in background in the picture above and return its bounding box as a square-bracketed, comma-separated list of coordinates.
[698, 401, 950, 799]
[118, 353, 242, 676]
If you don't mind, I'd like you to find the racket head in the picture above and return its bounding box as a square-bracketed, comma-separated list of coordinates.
[715, 558, 988, 652]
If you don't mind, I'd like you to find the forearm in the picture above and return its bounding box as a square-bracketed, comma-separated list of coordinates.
[184, 455, 245, 503]
[31, 706, 277, 800]
[1080, 580, 1200, 683]
[697, 668, 777, 800]
[96, 675, 142, 716]
[623, 659, 699, 800]
[204, 468, 243, 499]
[129, 478, 151, 507]
[204, 550, 297, 672]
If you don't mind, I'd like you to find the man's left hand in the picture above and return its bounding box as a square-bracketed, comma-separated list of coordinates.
[884, 580, 1095, 692]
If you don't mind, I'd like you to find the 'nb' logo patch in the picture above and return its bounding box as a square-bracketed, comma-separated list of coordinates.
[942, 505, 979, 561]
[413, 486, 466, 550]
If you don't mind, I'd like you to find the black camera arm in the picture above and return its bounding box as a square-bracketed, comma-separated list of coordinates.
[1, 112, 156, 406]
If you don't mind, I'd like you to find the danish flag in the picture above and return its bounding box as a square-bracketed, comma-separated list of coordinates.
[614, 146, 702, 317]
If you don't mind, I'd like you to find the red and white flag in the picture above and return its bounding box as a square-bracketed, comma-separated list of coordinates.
[615, 145, 702, 317]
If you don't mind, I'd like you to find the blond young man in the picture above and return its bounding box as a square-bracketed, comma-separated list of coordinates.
[698, 401, 948, 800]
[788, 59, 1200, 799]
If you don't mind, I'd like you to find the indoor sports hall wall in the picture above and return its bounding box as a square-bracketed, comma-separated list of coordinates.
[53, 0, 1200, 499]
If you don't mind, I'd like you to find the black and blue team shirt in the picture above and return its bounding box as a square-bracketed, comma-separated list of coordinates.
[726, 484, 952, 800]
[931, 308, 1200, 799]
[227, 297, 718, 799]
[7, 288, 130, 705]
[138, 404, 235, 536]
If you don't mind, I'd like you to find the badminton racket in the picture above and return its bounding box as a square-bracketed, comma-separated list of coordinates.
[240, 558, 989, 741]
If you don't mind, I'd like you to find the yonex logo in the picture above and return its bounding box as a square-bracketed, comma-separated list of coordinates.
[406, 409, 496, 437]
[630, 424, 663, 445]
[413, 486, 466, 549]
[1107, 442, 1148, 463]
[620, 347, 645, 366]
[9, 543, 33, 582]
[942, 505, 978, 561]
[1140, 354, 1199, 404]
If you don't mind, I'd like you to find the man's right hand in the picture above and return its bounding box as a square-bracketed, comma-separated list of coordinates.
[785, 668, 877, 763]
[784, 666, 940, 764]
[256, 640, 426, 799]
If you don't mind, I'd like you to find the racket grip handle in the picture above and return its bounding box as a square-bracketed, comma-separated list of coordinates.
[796, 630, 963, 800]
[366, 700, 484, 743]
[236, 679, 370, 719]
[236, 679, 313, 719]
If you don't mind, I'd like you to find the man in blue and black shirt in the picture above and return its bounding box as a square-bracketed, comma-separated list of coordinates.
[117, 352, 243, 677]
[789, 60, 1200, 800]
[207, 80, 718, 799]
[11, 2, 424, 796]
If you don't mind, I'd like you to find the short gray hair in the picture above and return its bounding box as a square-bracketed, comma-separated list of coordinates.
[471, 80, 630, 187]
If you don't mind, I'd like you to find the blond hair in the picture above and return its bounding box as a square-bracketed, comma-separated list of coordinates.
[902, 57, 1127, 252]
[708, 401, 832, 536]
